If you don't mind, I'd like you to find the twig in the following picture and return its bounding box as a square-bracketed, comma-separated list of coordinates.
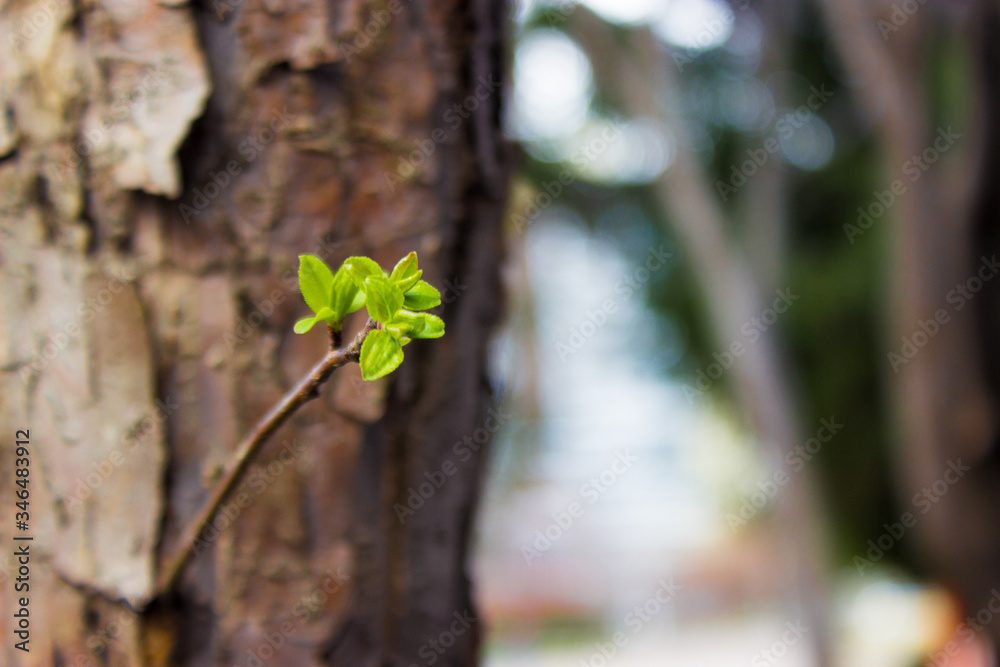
[155, 318, 378, 596]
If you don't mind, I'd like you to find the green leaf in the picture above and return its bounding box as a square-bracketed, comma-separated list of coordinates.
[294, 308, 337, 334]
[298, 255, 335, 314]
[387, 310, 445, 339]
[389, 252, 422, 292]
[403, 280, 441, 310]
[314, 306, 336, 324]
[363, 275, 404, 324]
[385, 310, 421, 337]
[294, 316, 318, 334]
[343, 256, 385, 289]
[329, 267, 360, 327]
[360, 329, 404, 380]
[347, 289, 366, 313]
[414, 313, 444, 338]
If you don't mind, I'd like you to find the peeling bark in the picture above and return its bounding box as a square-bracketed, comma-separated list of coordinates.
[0, 0, 508, 663]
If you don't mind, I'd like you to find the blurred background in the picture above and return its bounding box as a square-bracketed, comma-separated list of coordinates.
[473, 1, 1000, 666]
[4, 0, 1000, 664]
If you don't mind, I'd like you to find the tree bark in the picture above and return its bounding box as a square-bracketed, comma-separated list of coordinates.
[0, 0, 508, 663]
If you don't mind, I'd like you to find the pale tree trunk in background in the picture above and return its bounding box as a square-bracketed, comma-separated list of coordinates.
[820, 0, 1000, 656]
[741, 0, 791, 297]
[0, 0, 509, 663]
[570, 8, 833, 666]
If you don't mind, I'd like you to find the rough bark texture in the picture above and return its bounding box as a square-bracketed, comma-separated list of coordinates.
[0, 0, 508, 663]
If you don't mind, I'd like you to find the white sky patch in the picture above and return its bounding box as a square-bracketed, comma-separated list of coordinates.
[524, 217, 720, 563]
[579, 0, 661, 25]
[567, 117, 675, 185]
[512, 29, 594, 141]
[652, 0, 735, 52]
[521, 116, 675, 184]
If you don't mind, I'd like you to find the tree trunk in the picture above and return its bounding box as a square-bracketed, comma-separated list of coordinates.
[0, 0, 509, 663]
[820, 0, 1000, 656]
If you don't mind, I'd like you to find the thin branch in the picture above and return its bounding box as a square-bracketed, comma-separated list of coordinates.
[155, 318, 378, 596]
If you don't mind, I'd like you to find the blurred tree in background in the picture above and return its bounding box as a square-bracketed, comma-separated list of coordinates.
[508, 0, 1000, 663]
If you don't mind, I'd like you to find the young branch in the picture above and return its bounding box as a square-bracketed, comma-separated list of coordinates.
[155, 318, 378, 596]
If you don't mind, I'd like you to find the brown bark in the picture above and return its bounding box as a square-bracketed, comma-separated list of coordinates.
[0, 0, 509, 664]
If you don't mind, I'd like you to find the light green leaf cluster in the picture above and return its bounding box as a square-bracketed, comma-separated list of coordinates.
[294, 252, 445, 381]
